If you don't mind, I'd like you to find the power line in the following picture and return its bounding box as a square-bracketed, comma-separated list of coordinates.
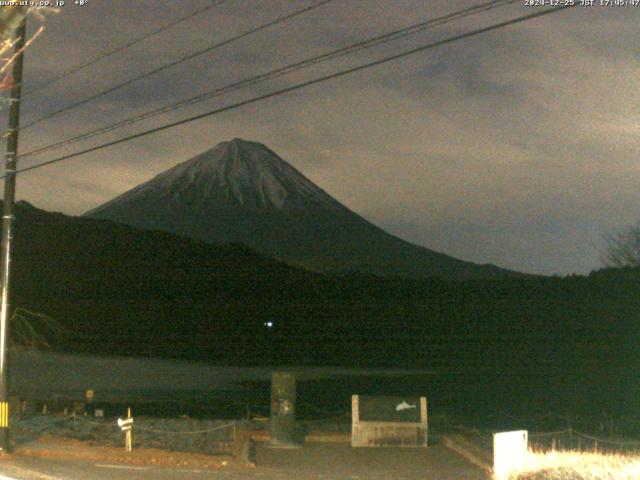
[20, 0, 519, 161]
[9, 5, 576, 178]
[23, 0, 229, 97]
[19, 0, 337, 130]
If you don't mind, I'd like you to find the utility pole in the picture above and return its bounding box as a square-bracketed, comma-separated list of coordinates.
[0, 17, 27, 452]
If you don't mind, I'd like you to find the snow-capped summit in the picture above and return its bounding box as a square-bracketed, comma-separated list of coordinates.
[86, 139, 513, 279]
[90, 138, 341, 214]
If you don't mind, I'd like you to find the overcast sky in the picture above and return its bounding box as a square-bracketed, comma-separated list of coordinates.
[3, 0, 639, 275]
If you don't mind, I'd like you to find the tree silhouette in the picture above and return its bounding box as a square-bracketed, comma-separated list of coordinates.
[602, 223, 640, 268]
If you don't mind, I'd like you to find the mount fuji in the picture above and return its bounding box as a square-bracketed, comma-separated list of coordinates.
[85, 138, 513, 279]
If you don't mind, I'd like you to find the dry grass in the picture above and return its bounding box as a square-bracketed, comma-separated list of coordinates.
[510, 449, 640, 479]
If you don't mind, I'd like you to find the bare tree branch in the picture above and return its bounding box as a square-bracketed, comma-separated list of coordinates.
[602, 223, 640, 268]
[10, 307, 68, 351]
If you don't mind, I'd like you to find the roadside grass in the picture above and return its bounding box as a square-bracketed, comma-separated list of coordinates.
[510, 449, 640, 479]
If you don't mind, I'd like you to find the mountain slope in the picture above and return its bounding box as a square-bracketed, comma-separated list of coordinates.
[86, 138, 515, 279]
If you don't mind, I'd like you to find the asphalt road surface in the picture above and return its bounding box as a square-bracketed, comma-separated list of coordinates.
[0, 443, 488, 479]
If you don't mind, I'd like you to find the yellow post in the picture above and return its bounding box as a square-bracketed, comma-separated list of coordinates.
[0, 402, 8, 428]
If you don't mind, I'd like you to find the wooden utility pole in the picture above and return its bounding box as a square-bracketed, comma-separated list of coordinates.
[0, 17, 27, 452]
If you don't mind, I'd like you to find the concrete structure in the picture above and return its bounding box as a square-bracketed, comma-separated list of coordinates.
[270, 372, 299, 447]
[351, 394, 428, 447]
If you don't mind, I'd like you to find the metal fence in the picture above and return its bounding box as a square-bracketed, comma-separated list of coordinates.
[529, 428, 640, 454]
[453, 424, 640, 456]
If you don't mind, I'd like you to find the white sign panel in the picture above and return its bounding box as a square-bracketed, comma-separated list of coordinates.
[117, 417, 134, 432]
[493, 430, 528, 479]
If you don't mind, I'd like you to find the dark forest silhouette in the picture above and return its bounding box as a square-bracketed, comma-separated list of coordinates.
[7, 200, 640, 421]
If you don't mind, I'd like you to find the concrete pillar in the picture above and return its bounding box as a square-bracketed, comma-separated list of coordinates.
[270, 371, 299, 447]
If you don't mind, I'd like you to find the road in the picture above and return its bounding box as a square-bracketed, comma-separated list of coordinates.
[0, 443, 488, 479]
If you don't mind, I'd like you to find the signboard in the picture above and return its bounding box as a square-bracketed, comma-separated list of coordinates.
[117, 417, 133, 432]
[352, 394, 428, 447]
[358, 395, 422, 423]
[493, 430, 528, 479]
